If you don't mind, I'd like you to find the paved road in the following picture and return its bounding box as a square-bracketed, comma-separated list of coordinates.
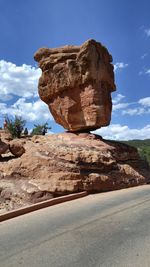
[1, 185, 150, 267]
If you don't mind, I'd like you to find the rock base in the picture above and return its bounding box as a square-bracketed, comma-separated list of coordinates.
[0, 132, 149, 212]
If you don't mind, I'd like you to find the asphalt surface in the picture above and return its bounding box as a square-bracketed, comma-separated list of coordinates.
[1, 185, 150, 267]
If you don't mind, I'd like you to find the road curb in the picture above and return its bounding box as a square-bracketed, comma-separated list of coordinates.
[0, 191, 88, 222]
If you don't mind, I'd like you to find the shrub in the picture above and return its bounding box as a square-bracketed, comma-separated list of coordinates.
[31, 122, 51, 136]
[5, 115, 26, 139]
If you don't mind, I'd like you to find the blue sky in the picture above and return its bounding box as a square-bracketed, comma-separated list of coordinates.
[0, 0, 150, 140]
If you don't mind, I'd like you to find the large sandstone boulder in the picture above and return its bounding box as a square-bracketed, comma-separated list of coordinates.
[0, 133, 149, 212]
[0, 131, 25, 157]
[34, 39, 116, 131]
[9, 140, 25, 157]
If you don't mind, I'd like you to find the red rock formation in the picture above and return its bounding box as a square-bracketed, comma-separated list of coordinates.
[34, 39, 116, 131]
[0, 133, 149, 212]
[9, 140, 25, 157]
[0, 139, 9, 155]
[0, 130, 25, 157]
[1, 41, 149, 213]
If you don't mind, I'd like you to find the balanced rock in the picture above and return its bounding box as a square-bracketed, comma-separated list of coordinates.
[34, 39, 116, 131]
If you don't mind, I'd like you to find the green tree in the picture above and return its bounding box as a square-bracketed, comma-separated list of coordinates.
[5, 115, 26, 139]
[31, 122, 51, 136]
[121, 139, 150, 165]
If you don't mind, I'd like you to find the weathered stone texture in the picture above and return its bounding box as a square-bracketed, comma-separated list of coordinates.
[0, 133, 149, 212]
[0, 130, 25, 157]
[34, 39, 116, 131]
[9, 140, 25, 157]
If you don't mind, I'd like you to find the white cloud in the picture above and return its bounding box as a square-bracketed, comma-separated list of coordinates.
[138, 68, 150, 76]
[112, 94, 129, 111]
[0, 98, 53, 122]
[138, 97, 150, 107]
[141, 53, 148, 59]
[112, 94, 150, 116]
[144, 28, 150, 37]
[92, 124, 150, 140]
[145, 69, 150, 75]
[114, 62, 128, 72]
[122, 108, 146, 116]
[112, 94, 125, 104]
[113, 103, 129, 111]
[0, 60, 41, 100]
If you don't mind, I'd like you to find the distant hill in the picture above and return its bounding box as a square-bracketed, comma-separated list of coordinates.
[121, 139, 150, 164]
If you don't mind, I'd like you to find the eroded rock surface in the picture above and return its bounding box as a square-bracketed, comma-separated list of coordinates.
[9, 140, 25, 157]
[0, 130, 25, 157]
[0, 133, 149, 213]
[34, 39, 116, 131]
[0, 139, 9, 155]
